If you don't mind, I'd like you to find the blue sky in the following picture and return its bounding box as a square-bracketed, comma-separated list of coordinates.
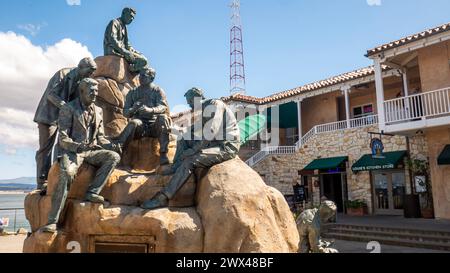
[1, 0, 450, 179]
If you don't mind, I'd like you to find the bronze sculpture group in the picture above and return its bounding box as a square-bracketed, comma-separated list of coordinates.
[32, 6, 336, 254]
[34, 7, 240, 233]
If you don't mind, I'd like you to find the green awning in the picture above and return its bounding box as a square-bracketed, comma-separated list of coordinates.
[238, 114, 266, 145]
[438, 145, 450, 165]
[352, 151, 407, 172]
[303, 156, 348, 171]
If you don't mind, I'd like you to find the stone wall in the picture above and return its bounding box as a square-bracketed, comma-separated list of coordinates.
[252, 125, 428, 213]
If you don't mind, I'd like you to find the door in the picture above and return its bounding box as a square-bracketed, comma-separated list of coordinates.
[372, 171, 406, 215]
[321, 174, 345, 213]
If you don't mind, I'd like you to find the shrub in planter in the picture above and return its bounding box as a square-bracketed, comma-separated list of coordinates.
[407, 158, 435, 219]
[345, 200, 367, 216]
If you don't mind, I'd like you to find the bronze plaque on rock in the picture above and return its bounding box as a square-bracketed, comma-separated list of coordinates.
[95, 242, 148, 253]
[89, 235, 156, 253]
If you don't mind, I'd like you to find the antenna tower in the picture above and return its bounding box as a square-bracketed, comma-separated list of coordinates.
[230, 0, 246, 95]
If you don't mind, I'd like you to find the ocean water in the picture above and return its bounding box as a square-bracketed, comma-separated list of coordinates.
[0, 193, 30, 233]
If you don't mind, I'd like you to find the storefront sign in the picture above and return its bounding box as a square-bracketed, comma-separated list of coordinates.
[414, 176, 427, 193]
[352, 163, 395, 172]
[351, 151, 406, 173]
[371, 138, 385, 159]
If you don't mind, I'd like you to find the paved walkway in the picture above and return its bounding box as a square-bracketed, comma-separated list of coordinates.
[333, 240, 450, 253]
[336, 214, 450, 232]
[0, 235, 26, 253]
[2, 234, 447, 253]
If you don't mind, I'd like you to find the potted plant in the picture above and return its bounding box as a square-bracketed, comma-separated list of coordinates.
[345, 200, 367, 216]
[407, 158, 434, 219]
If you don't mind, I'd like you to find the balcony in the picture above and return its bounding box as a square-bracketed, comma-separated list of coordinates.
[246, 115, 379, 167]
[384, 87, 450, 133]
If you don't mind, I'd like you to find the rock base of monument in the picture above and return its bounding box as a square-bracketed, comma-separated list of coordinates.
[23, 158, 299, 253]
[121, 136, 177, 172]
[92, 55, 140, 138]
[23, 54, 299, 253]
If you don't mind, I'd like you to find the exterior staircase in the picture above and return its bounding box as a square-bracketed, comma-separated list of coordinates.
[245, 114, 379, 167]
[323, 223, 450, 251]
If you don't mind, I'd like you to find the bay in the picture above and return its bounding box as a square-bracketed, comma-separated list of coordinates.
[0, 193, 30, 233]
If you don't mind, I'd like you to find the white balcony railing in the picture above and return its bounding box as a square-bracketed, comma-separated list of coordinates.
[245, 114, 379, 166]
[384, 87, 450, 124]
[316, 120, 347, 133]
[350, 114, 378, 128]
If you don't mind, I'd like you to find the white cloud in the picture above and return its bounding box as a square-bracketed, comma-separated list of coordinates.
[0, 31, 93, 150]
[17, 23, 47, 36]
[367, 0, 382, 6]
[0, 108, 37, 149]
[66, 0, 81, 6]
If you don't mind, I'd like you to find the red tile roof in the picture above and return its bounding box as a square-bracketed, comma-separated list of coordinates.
[223, 65, 389, 105]
[170, 109, 191, 119]
[366, 22, 450, 57]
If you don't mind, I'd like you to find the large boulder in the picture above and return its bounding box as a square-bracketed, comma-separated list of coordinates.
[121, 136, 177, 172]
[196, 158, 299, 253]
[26, 164, 197, 232]
[93, 55, 139, 138]
[93, 56, 139, 86]
[24, 203, 203, 253]
[23, 158, 299, 253]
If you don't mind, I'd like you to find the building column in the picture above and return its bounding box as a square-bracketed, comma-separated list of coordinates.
[258, 104, 269, 149]
[297, 99, 303, 142]
[402, 69, 411, 119]
[374, 57, 386, 131]
[402, 70, 409, 97]
[343, 86, 351, 128]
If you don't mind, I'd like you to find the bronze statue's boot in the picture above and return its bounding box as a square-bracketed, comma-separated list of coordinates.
[160, 153, 170, 166]
[39, 183, 48, 196]
[85, 193, 105, 204]
[141, 192, 169, 210]
[160, 164, 176, 176]
[40, 223, 57, 233]
[37, 180, 45, 190]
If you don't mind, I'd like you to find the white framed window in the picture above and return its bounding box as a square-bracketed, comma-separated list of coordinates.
[353, 104, 374, 118]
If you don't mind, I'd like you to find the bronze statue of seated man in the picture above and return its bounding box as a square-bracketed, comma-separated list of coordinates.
[141, 87, 241, 210]
[115, 67, 171, 165]
[40, 78, 121, 233]
[104, 7, 148, 73]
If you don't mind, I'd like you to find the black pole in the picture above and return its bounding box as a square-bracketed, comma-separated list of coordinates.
[405, 136, 415, 193]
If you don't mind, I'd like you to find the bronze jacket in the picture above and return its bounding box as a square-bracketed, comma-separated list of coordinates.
[57, 98, 111, 164]
[123, 83, 170, 123]
[34, 68, 79, 125]
[104, 18, 131, 57]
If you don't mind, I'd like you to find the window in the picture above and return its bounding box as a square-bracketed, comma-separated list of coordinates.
[353, 104, 373, 118]
[303, 176, 310, 202]
[285, 128, 299, 146]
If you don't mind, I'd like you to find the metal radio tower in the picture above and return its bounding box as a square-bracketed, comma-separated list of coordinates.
[230, 0, 246, 95]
